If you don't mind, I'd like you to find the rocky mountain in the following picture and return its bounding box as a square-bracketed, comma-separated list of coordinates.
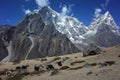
[0, 6, 120, 62]
[81, 11, 120, 47]
[2, 6, 80, 62]
[0, 25, 15, 61]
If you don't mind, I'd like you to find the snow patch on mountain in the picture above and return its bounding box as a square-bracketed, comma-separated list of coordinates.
[16, 7, 120, 50]
[1, 41, 13, 62]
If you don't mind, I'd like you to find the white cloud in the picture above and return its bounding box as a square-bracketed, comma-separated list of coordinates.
[93, 8, 102, 20]
[35, 0, 50, 8]
[57, 5, 74, 26]
[59, 5, 70, 22]
[23, 9, 31, 14]
[61, 5, 68, 16]
[60, 5, 73, 19]
[101, 0, 110, 10]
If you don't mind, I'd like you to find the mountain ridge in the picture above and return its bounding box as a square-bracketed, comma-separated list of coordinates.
[0, 6, 120, 62]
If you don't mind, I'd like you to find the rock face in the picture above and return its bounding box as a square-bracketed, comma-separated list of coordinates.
[83, 43, 102, 57]
[1, 7, 120, 62]
[79, 11, 120, 49]
[2, 6, 80, 62]
[0, 25, 15, 61]
[88, 11, 120, 47]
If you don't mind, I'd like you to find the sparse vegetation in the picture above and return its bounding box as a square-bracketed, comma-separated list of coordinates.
[70, 60, 85, 65]
[69, 66, 83, 70]
[6, 74, 24, 80]
[35, 58, 40, 61]
[0, 69, 8, 75]
[103, 50, 106, 53]
[62, 57, 69, 61]
[115, 45, 120, 48]
[104, 61, 115, 66]
[21, 72, 30, 76]
[0, 63, 2, 65]
[12, 60, 21, 65]
[41, 58, 47, 61]
[118, 55, 120, 57]
[51, 57, 61, 62]
[89, 63, 97, 66]
[87, 71, 93, 76]
[60, 66, 70, 70]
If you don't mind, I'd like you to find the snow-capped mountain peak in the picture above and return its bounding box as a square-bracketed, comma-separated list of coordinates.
[29, 6, 89, 43]
[80, 11, 120, 48]
[16, 7, 120, 51]
[89, 11, 119, 32]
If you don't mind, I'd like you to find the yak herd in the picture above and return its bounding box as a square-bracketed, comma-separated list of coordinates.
[4, 60, 63, 77]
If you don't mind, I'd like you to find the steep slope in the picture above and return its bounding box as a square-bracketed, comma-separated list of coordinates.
[15, 6, 89, 44]
[0, 25, 15, 61]
[82, 11, 120, 47]
[5, 6, 80, 62]
[55, 16, 89, 43]
[1, 7, 120, 62]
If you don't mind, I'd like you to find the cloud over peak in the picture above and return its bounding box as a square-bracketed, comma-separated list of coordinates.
[35, 0, 50, 8]
[101, 0, 110, 10]
[59, 5, 73, 21]
[93, 8, 102, 20]
[23, 9, 31, 14]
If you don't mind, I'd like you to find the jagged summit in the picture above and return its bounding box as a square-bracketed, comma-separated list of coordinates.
[81, 11, 120, 47]
[17, 6, 88, 43]
[89, 11, 119, 32]
[0, 7, 120, 62]
[2, 6, 80, 62]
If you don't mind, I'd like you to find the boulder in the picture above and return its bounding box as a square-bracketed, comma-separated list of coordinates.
[83, 43, 102, 57]
[49, 70, 59, 76]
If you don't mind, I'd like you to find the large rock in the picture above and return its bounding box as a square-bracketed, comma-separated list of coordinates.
[83, 43, 102, 57]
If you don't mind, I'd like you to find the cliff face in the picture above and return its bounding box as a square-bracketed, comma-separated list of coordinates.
[1, 7, 80, 62]
[1, 7, 120, 62]
[0, 25, 15, 61]
[10, 24, 79, 61]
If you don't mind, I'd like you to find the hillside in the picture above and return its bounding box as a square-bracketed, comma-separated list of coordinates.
[0, 46, 120, 80]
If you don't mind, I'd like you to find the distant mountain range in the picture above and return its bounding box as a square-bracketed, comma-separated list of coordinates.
[0, 6, 120, 62]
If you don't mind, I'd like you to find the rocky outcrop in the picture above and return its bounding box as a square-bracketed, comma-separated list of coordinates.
[83, 43, 102, 57]
[1, 7, 120, 62]
[0, 25, 15, 61]
[10, 24, 79, 61]
[3, 6, 80, 62]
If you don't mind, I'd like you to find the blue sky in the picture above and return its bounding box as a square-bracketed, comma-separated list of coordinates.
[0, 0, 120, 27]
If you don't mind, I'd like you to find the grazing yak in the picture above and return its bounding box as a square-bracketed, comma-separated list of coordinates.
[6, 70, 15, 76]
[57, 61, 62, 66]
[45, 64, 54, 70]
[16, 64, 29, 73]
[34, 64, 44, 72]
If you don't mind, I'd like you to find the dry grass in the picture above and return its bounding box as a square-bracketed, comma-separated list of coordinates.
[12, 60, 21, 65]
[35, 58, 40, 61]
[69, 66, 83, 70]
[70, 60, 85, 65]
[41, 58, 47, 62]
[118, 55, 120, 58]
[6, 74, 24, 80]
[51, 57, 61, 62]
[104, 61, 115, 66]
[60, 66, 70, 70]
[89, 63, 97, 66]
[0, 69, 8, 75]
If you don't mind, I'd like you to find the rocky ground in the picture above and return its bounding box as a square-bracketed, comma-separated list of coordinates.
[0, 46, 120, 80]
